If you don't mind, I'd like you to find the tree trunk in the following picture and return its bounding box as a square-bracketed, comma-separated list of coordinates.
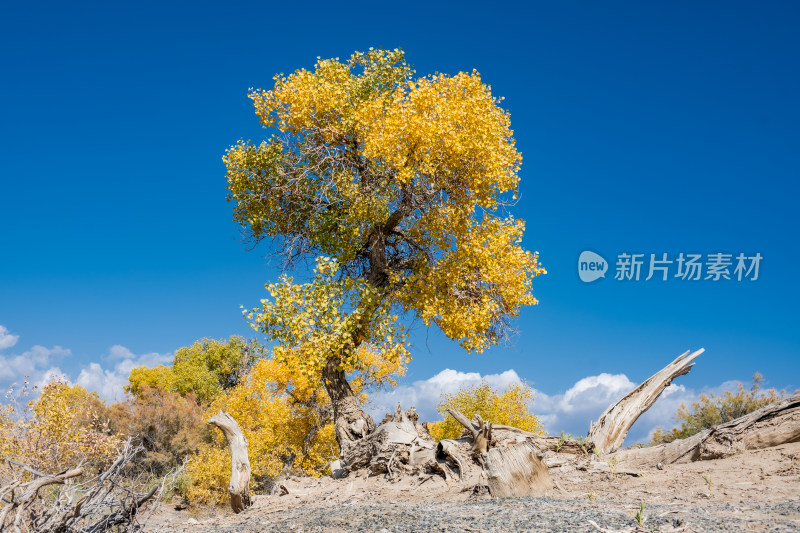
[614, 394, 800, 468]
[208, 410, 251, 513]
[323, 356, 376, 447]
[485, 441, 552, 497]
[588, 348, 705, 455]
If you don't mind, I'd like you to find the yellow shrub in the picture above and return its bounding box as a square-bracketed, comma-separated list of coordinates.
[0, 381, 119, 478]
[127, 336, 258, 404]
[427, 380, 543, 441]
[185, 358, 338, 504]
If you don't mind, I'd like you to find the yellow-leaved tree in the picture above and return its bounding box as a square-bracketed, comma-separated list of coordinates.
[0, 381, 119, 481]
[127, 336, 258, 404]
[427, 380, 543, 442]
[226, 48, 545, 451]
[186, 338, 405, 504]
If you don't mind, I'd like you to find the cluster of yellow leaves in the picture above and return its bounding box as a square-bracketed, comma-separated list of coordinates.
[399, 217, 546, 352]
[249, 49, 411, 138]
[357, 70, 520, 206]
[185, 357, 338, 505]
[0, 381, 119, 477]
[245, 256, 411, 386]
[427, 380, 544, 442]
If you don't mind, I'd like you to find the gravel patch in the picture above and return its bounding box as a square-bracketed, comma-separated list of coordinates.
[156, 497, 800, 532]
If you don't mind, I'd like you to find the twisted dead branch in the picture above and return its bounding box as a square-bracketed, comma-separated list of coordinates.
[208, 410, 251, 513]
[0, 439, 178, 533]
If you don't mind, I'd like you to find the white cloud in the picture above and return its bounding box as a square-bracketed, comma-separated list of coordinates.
[36, 367, 69, 388]
[76, 346, 172, 403]
[0, 326, 20, 351]
[0, 329, 173, 404]
[106, 345, 136, 361]
[532, 374, 725, 444]
[367, 368, 748, 446]
[531, 372, 637, 436]
[365, 368, 523, 422]
[0, 345, 72, 390]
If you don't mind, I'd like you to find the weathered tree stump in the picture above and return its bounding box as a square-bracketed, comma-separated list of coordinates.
[208, 410, 251, 513]
[485, 441, 552, 497]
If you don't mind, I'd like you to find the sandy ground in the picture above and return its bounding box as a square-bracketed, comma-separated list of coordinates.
[145, 441, 800, 532]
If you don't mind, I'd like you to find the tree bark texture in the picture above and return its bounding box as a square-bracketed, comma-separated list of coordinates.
[485, 441, 552, 497]
[322, 356, 377, 459]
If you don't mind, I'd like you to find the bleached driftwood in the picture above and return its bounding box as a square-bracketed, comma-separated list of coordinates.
[588, 349, 705, 455]
[485, 441, 552, 497]
[435, 439, 466, 480]
[615, 394, 800, 468]
[345, 403, 432, 473]
[446, 409, 591, 455]
[444, 408, 552, 496]
[208, 410, 251, 513]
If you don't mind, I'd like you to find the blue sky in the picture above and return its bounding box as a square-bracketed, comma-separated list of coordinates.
[1, 1, 798, 441]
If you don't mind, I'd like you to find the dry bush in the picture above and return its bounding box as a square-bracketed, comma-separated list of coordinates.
[651, 373, 796, 445]
[0, 439, 181, 533]
[109, 386, 207, 478]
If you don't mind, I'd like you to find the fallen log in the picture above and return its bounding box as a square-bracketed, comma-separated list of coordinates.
[447, 409, 586, 454]
[444, 408, 553, 496]
[588, 349, 705, 454]
[208, 410, 251, 513]
[615, 393, 800, 468]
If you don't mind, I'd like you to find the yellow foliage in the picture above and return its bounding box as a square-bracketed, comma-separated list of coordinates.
[127, 364, 176, 397]
[226, 48, 544, 356]
[400, 217, 544, 352]
[427, 380, 543, 442]
[127, 336, 257, 404]
[185, 357, 339, 505]
[0, 381, 119, 477]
